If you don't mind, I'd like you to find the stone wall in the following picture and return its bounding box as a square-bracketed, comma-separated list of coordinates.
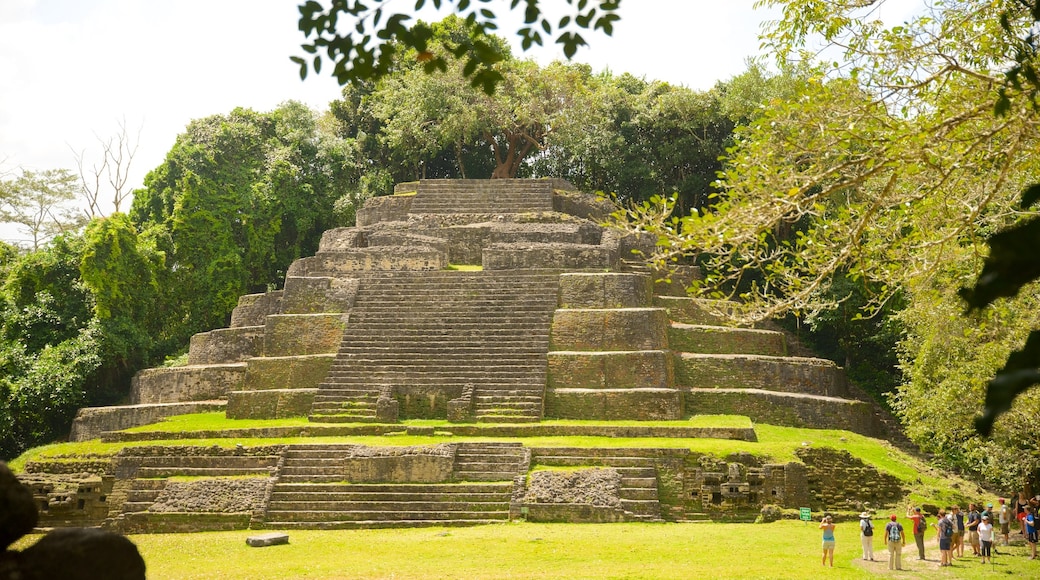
[545, 388, 683, 421]
[286, 247, 447, 276]
[70, 402, 227, 442]
[547, 350, 672, 389]
[148, 478, 268, 514]
[355, 194, 414, 226]
[130, 364, 246, 405]
[795, 447, 904, 510]
[552, 189, 616, 222]
[281, 276, 358, 314]
[242, 354, 335, 391]
[684, 388, 881, 437]
[674, 353, 846, 397]
[483, 242, 615, 270]
[551, 308, 669, 351]
[226, 389, 317, 419]
[262, 313, 347, 357]
[338, 445, 455, 483]
[667, 324, 786, 357]
[188, 326, 264, 365]
[229, 291, 283, 328]
[558, 273, 652, 308]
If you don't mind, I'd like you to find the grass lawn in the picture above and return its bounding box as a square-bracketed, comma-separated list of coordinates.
[13, 520, 1034, 579]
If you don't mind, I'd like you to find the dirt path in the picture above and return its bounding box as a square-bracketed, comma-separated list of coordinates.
[851, 536, 1029, 576]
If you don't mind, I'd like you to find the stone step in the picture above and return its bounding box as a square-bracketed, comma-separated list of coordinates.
[120, 501, 155, 513]
[125, 489, 162, 503]
[134, 467, 274, 478]
[271, 482, 513, 493]
[620, 488, 659, 501]
[269, 491, 512, 503]
[450, 471, 519, 482]
[304, 416, 386, 424]
[621, 499, 661, 516]
[531, 456, 655, 468]
[259, 519, 508, 530]
[264, 509, 509, 522]
[620, 477, 658, 489]
[266, 501, 509, 513]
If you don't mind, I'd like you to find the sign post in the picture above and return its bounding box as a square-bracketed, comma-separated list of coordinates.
[799, 507, 812, 523]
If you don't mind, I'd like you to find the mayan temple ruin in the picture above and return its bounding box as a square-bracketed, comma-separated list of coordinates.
[17, 179, 906, 532]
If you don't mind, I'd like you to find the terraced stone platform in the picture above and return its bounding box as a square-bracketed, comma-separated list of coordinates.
[25, 178, 904, 533]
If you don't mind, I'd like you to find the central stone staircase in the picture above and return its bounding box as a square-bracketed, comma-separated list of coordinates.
[309, 271, 561, 423]
[261, 443, 519, 529]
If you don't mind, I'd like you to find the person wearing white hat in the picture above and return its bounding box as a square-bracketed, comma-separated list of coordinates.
[859, 512, 875, 561]
[979, 514, 994, 564]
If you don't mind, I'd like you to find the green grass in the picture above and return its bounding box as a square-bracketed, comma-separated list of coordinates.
[11, 521, 1033, 579]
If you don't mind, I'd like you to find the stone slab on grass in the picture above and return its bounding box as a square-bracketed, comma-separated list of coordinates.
[246, 532, 289, 547]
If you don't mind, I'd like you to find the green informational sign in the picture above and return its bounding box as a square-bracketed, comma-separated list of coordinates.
[799, 507, 812, 521]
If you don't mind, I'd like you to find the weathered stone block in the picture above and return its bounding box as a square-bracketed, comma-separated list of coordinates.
[684, 388, 880, 437]
[130, 365, 246, 405]
[247, 532, 289, 547]
[229, 291, 283, 328]
[368, 231, 451, 256]
[547, 351, 672, 389]
[340, 454, 453, 483]
[545, 388, 683, 420]
[674, 353, 846, 397]
[550, 308, 669, 351]
[263, 314, 347, 357]
[226, 389, 317, 419]
[281, 276, 358, 314]
[483, 242, 614, 270]
[119, 512, 251, 534]
[287, 247, 447, 276]
[558, 273, 652, 308]
[668, 324, 787, 356]
[653, 296, 741, 326]
[69, 401, 227, 441]
[317, 227, 367, 251]
[188, 326, 264, 365]
[243, 354, 335, 391]
[355, 194, 414, 227]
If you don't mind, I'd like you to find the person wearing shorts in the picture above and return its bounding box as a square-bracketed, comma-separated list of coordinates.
[936, 509, 953, 567]
[1026, 506, 1038, 560]
[820, 515, 836, 567]
[999, 498, 1011, 546]
[952, 505, 965, 557]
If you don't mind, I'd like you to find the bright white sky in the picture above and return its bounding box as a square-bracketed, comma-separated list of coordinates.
[0, 0, 924, 233]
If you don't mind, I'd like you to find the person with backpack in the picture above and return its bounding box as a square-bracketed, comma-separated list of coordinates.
[859, 511, 875, 561]
[906, 505, 927, 560]
[936, 508, 954, 567]
[884, 514, 905, 570]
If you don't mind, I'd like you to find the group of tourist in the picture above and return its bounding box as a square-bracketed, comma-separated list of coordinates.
[821, 495, 1040, 569]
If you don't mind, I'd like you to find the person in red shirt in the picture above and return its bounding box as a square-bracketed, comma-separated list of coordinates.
[906, 505, 926, 560]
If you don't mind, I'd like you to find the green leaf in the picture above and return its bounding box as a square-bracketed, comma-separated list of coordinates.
[959, 216, 1040, 310]
[976, 330, 1040, 436]
[1022, 183, 1040, 209]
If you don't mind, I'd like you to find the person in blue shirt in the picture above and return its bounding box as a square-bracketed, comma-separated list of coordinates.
[1026, 505, 1038, 560]
[820, 515, 836, 567]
